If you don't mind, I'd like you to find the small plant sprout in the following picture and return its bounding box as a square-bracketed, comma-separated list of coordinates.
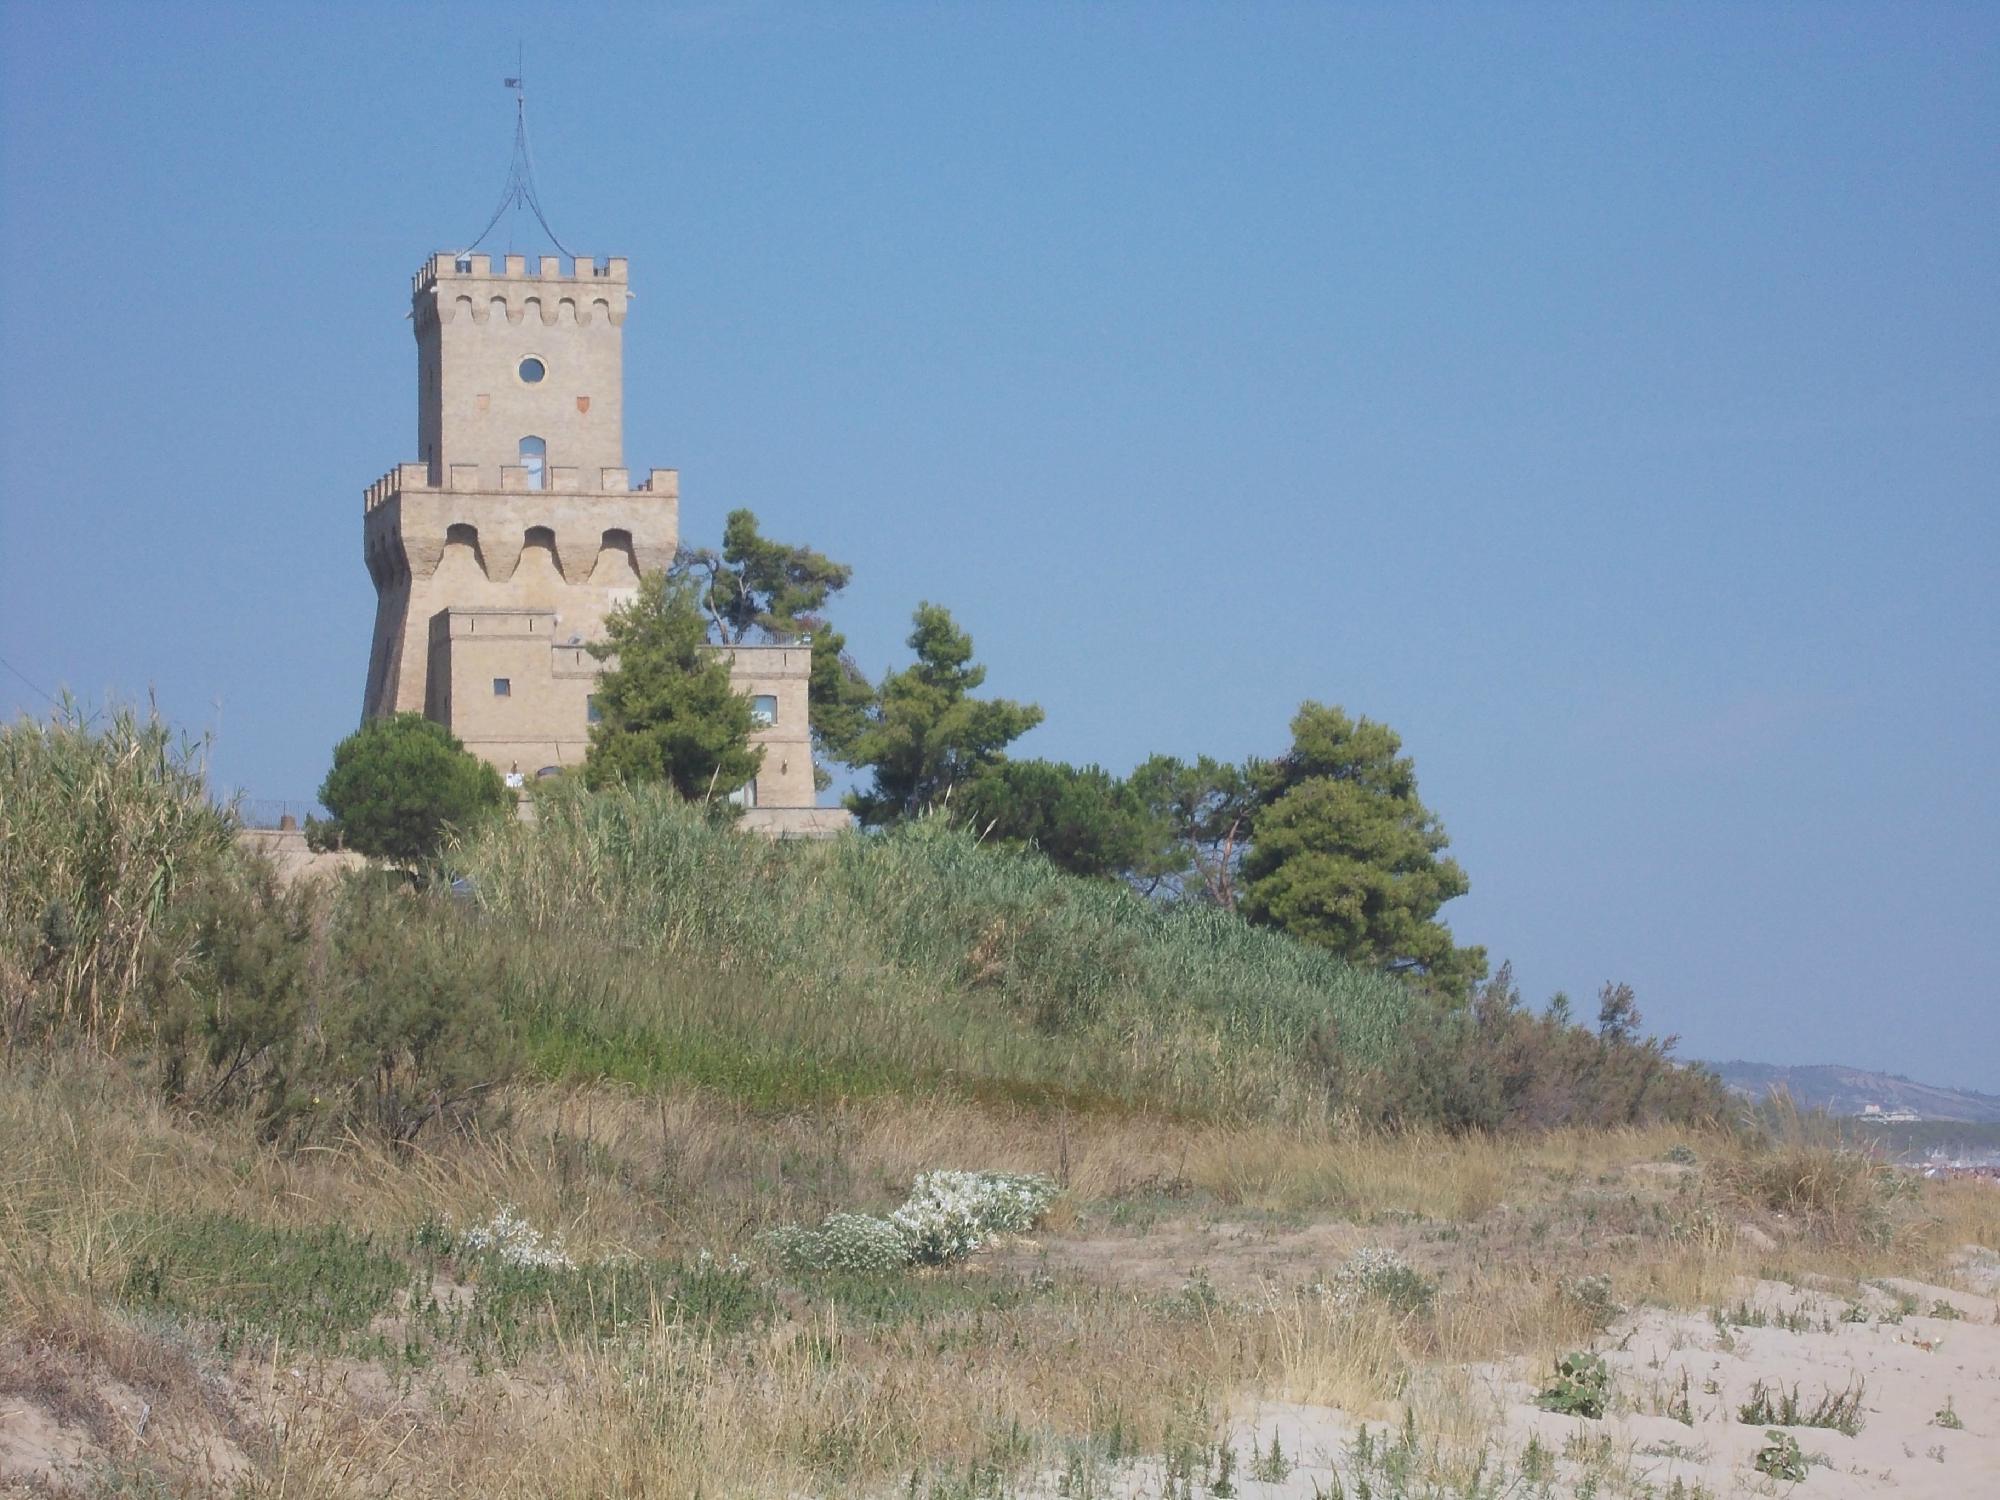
[1753, 1430, 1807, 1482]
[1736, 1378, 1866, 1436]
[1536, 1352, 1610, 1419]
[1250, 1430, 1290, 1483]
[1662, 1369, 1695, 1426]
[1933, 1396, 1964, 1430]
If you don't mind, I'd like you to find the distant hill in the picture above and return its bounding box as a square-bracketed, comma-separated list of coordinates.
[1707, 1060, 2000, 1123]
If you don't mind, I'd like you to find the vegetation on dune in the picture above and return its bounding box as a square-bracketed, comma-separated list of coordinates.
[3, 701, 1858, 1496]
[2, 705, 1726, 1135]
[453, 778, 1416, 1121]
[0, 699, 232, 1047]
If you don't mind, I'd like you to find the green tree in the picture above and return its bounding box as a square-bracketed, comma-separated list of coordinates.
[1126, 753, 1259, 907]
[959, 759, 1161, 879]
[804, 622, 876, 774]
[675, 509, 876, 775]
[583, 572, 762, 800]
[1240, 702, 1485, 991]
[312, 714, 509, 865]
[682, 508, 854, 642]
[847, 603, 1043, 826]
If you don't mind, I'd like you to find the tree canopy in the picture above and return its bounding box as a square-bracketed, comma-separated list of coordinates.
[675, 509, 875, 777]
[583, 572, 761, 801]
[1126, 753, 1259, 908]
[959, 759, 1162, 879]
[1239, 702, 1485, 991]
[846, 603, 1043, 826]
[312, 714, 508, 864]
[681, 508, 854, 644]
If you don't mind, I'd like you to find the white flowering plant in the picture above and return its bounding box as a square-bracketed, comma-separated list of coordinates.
[761, 1213, 911, 1274]
[457, 1206, 576, 1270]
[761, 1170, 1059, 1273]
[890, 1170, 1057, 1266]
[1315, 1247, 1435, 1316]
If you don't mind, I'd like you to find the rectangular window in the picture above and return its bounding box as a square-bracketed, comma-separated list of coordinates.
[587, 695, 603, 724]
[493, 678, 511, 696]
[750, 694, 778, 727]
[727, 777, 759, 809]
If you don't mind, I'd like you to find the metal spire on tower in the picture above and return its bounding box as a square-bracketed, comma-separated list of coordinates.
[463, 50, 573, 258]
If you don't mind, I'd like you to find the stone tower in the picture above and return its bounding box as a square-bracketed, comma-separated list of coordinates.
[360, 251, 840, 832]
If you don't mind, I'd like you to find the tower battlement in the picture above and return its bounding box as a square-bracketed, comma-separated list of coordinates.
[413, 251, 628, 293]
[414, 251, 631, 330]
[365, 463, 678, 514]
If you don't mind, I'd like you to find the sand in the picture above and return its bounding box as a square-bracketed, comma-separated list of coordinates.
[1056, 1251, 2000, 1497]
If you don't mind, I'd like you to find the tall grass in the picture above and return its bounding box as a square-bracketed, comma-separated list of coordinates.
[450, 781, 1420, 1123]
[0, 699, 231, 1048]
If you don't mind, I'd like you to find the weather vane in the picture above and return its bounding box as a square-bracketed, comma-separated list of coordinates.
[463, 45, 572, 257]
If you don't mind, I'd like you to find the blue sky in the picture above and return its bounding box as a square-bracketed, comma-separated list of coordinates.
[2, 4, 1994, 1087]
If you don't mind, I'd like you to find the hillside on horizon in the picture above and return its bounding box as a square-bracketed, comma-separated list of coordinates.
[1708, 1059, 2000, 1123]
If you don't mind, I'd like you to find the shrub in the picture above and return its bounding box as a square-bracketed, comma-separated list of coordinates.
[1320, 1248, 1437, 1317]
[1559, 1274, 1622, 1331]
[890, 1170, 1058, 1266]
[148, 863, 320, 1131]
[458, 1207, 576, 1270]
[317, 880, 519, 1143]
[147, 871, 516, 1145]
[762, 1213, 911, 1275]
[763, 1170, 1059, 1273]
[313, 713, 509, 865]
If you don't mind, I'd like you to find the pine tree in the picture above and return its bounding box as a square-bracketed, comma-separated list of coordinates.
[582, 573, 761, 801]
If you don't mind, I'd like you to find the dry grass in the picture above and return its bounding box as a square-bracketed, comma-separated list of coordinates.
[2, 1057, 1995, 1496]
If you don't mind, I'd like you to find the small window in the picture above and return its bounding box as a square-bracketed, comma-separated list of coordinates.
[750, 694, 777, 727]
[519, 435, 546, 490]
[727, 777, 759, 809]
[493, 677, 511, 696]
[518, 356, 546, 384]
[587, 695, 603, 724]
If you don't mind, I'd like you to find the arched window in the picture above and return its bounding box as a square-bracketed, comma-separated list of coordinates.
[519, 435, 546, 491]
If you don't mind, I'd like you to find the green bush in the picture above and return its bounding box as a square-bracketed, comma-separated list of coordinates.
[313, 713, 509, 865]
[319, 880, 519, 1143]
[148, 864, 319, 1130]
[147, 870, 517, 1145]
[762, 1213, 912, 1275]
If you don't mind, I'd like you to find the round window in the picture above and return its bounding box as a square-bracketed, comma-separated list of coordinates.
[518, 356, 546, 384]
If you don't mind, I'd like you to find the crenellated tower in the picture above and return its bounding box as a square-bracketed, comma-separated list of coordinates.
[358, 250, 836, 830]
[361, 252, 680, 767]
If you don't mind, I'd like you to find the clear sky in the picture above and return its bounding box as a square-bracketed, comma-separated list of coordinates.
[2, 3, 1993, 1088]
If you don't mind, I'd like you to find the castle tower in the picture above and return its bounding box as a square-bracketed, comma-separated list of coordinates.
[360, 252, 837, 830]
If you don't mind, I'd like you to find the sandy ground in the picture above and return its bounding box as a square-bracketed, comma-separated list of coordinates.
[1052, 1251, 2000, 1498]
